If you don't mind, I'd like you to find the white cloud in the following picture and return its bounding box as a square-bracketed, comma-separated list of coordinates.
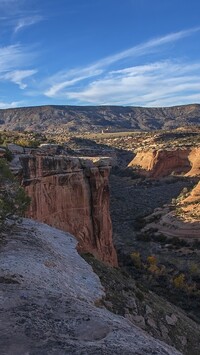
[0, 44, 37, 89]
[0, 100, 22, 109]
[14, 15, 43, 33]
[92, 27, 200, 68]
[0, 44, 33, 72]
[45, 69, 103, 97]
[0, 0, 43, 36]
[144, 93, 200, 107]
[62, 60, 200, 106]
[0, 45, 24, 72]
[44, 27, 200, 103]
[1, 69, 37, 89]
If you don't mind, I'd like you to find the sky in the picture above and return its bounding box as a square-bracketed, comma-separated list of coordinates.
[0, 0, 200, 108]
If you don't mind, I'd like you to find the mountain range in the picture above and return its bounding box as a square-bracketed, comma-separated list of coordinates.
[0, 103, 200, 133]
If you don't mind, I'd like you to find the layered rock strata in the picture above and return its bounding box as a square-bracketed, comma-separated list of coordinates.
[142, 181, 200, 239]
[128, 147, 200, 178]
[128, 147, 200, 239]
[19, 153, 117, 266]
[182, 181, 200, 219]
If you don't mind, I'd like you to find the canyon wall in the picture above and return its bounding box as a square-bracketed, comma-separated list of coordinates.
[128, 147, 200, 178]
[186, 148, 200, 176]
[180, 180, 200, 221]
[140, 179, 200, 241]
[19, 154, 117, 266]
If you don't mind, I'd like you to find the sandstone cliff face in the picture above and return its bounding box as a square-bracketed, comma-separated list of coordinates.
[179, 181, 200, 222]
[186, 148, 200, 176]
[129, 147, 200, 238]
[20, 154, 117, 266]
[128, 147, 200, 178]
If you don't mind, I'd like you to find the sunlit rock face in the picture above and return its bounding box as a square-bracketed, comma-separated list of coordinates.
[128, 147, 200, 178]
[20, 154, 118, 266]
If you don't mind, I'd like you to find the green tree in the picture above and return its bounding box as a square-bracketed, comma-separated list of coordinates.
[0, 158, 30, 226]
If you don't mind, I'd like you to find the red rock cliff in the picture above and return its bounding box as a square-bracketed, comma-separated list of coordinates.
[128, 147, 200, 178]
[20, 154, 118, 266]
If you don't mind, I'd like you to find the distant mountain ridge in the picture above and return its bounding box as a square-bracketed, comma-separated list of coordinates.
[0, 103, 200, 133]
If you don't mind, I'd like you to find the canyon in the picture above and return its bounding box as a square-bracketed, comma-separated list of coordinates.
[1, 127, 200, 355]
[127, 146, 200, 238]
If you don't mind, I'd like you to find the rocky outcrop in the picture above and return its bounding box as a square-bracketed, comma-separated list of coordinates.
[128, 147, 200, 178]
[177, 180, 200, 223]
[183, 180, 200, 206]
[128, 146, 200, 238]
[142, 180, 200, 239]
[142, 207, 200, 240]
[19, 154, 117, 266]
[0, 218, 182, 355]
[186, 148, 200, 176]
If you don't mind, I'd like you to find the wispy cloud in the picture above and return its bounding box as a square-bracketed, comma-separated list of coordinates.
[14, 15, 43, 33]
[1, 23, 200, 107]
[45, 68, 103, 97]
[44, 27, 200, 100]
[0, 0, 40, 105]
[0, 44, 31, 72]
[63, 60, 200, 106]
[90, 27, 200, 68]
[0, 44, 37, 89]
[0, 0, 43, 36]
[1, 69, 37, 89]
[0, 100, 23, 109]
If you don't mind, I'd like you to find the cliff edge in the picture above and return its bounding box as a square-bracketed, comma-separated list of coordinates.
[17, 152, 117, 266]
[0, 219, 181, 355]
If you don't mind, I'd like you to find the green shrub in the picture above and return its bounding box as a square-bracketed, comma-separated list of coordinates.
[130, 251, 142, 269]
[0, 158, 30, 225]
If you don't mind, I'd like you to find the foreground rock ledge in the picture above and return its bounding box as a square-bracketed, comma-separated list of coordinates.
[0, 219, 181, 355]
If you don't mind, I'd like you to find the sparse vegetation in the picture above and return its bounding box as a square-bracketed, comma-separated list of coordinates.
[1, 104, 200, 134]
[0, 158, 30, 227]
[130, 251, 142, 268]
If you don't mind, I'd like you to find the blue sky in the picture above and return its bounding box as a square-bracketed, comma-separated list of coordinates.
[0, 0, 200, 108]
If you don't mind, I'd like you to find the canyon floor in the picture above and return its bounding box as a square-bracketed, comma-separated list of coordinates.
[92, 129, 200, 325]
[109, 174, 200, 322]
[65, 127, 200, 328]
